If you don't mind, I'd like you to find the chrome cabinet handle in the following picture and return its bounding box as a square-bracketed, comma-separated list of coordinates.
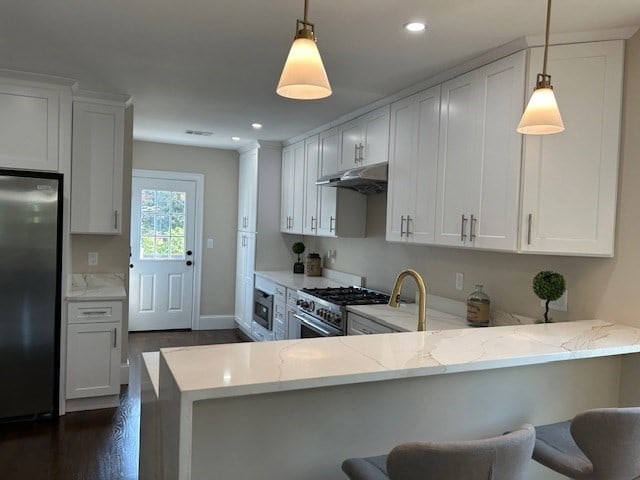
[114, 210, 119, 230]
[358, 143, 364, 162]
[400, 215, 406, 237]
[470, 214, 477, 241]
[527, 213, 533, 245]
[113, 328, 118, 348]
[460, 214, 468, 242]
[311, 216, 317, 231]
[330, 216, 335, 233]
[406, 215, 412, 235]
[81, 310, 108, 316]
[354, 144, 358, 162]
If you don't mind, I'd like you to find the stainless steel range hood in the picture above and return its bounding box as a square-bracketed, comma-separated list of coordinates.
[316, 162, 387, 195]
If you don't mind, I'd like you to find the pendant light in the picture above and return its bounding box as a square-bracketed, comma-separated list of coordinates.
[517, 0, 564, 135]
[276, 0, 332, 100]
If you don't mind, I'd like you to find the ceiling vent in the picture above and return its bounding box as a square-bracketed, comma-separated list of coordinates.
[185, 129, 213, 136]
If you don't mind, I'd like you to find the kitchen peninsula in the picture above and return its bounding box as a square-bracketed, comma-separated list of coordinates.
[145, 320, 640, 480]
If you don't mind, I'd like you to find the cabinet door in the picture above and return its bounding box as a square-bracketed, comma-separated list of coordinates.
[469, 52, 525, 251]
[286, 306, 299, 339]
[339, 119, 362, 172]
[236, 232, 247, 279]
[0, 82, 60, 172]
[302, 135, 319, 235]
[66, 321, 120, 399]
[280, 145, 294, 232]
[235, 277, 247, 331]
[244, 232, 256, 278]
[361, 105, 390, 167]
[317, 128, 340, 237]
[238, 149, 258, 232]
[386, 96, 414, 242]
[409, 86, 441, 244]
[435, 70, 480, 247]
[71, 101, 124, 234]
[520, 41, 623, 256]
[290, 141, 305, 234]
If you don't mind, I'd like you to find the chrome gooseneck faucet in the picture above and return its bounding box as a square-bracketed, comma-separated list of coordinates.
[388, 269, 427, 331]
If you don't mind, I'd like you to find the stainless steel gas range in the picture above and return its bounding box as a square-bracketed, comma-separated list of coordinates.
[293, 287, 390, 338]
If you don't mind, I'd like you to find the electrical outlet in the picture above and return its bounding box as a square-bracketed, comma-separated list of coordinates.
[541, 290, 568, 312]
[88, 252, 99, 266]
[326, 249, 336, 264]
[455, 272, 464, 291]
[207, 238, 214, 249]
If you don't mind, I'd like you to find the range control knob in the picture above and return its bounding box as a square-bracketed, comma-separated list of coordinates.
[297, 300, 309, 309]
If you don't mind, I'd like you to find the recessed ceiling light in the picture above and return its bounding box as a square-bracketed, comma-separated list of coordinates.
[251, 123, 263, 129]
[404, 22, 426, 33]
[232, 136, 240, 141]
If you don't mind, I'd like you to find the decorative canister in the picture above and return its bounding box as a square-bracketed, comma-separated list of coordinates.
[305, 253, 322, 277]
[466, 284, 491, 327]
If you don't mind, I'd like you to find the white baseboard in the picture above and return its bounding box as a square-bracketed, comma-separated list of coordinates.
[195, 315, 236, 330]
[65, 394, 120, 413]
[120, 361, 130, 385]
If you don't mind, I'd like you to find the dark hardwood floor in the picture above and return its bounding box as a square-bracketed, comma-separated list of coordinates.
[0, 329, 245, 480]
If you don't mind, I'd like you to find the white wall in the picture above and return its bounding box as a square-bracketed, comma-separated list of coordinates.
[308, 31, 640, 327]
[132, 140, 239, 317]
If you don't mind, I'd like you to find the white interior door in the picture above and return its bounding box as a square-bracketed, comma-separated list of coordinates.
[129, 175, 197, 331]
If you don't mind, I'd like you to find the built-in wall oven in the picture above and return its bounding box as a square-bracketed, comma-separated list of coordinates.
[253, 289, 273, 331]
[292, 310, 342, 338]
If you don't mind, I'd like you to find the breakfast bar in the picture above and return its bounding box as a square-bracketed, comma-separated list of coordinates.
[143, 320, 640, 480]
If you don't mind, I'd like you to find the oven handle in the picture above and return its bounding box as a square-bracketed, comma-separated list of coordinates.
[293, 313, 337, 337]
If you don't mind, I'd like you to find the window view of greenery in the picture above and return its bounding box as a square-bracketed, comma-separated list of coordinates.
[140, 189, 186, 260]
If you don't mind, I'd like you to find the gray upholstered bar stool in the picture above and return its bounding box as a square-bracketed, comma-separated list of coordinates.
[533, 407, 640, 479]
[341, 424, 535, 480]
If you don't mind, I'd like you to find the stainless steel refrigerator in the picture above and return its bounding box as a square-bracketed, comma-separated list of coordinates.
[0, 169, 62, 420]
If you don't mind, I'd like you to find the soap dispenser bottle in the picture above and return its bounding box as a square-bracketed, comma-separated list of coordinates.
[466, 284, 491, 327]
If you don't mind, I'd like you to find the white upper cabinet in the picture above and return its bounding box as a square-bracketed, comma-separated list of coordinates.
[0, 80, 67, 172]
[238, 148, 258, 232]
[71, 100, 125, 234]
[435, 51, 525, 251]
[302, 135, 319, 235]
[387, 85, 441, 244]
[338, 105, 390, 171]
[280, 140, 304, 234]
[520, 41, 624, 257]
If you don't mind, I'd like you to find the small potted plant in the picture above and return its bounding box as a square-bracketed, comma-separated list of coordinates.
[532, 271, 566, 323]
[292, 242, 305, 274]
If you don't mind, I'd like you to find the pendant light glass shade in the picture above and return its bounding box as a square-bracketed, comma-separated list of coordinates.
[517, 0, 564, 135]
[276, 37, 332, 100]
[276, 0, 332, 100]
[517, 86, 564, 134]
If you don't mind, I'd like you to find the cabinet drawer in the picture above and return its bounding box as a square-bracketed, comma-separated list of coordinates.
[286, 288, 299, 307]
[274, 327, 286, 341]
[274, 284, 286, 301]
[348, 313, 394, 335]
[68, 301, 123, 324]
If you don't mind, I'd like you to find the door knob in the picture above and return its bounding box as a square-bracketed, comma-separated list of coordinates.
[187, 250, 193, 256]
[129, 264, 134, 269]
[186, 260, 193, 266]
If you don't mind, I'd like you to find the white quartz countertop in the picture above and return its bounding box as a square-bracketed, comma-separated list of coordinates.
[66, 273, 127, 301]
[160, 319, 640, 402]
[348, 303, 468, 332]
[254, 270, 356, 290]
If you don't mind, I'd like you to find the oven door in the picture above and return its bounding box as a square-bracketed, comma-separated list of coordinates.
[293, 310, 342, 338]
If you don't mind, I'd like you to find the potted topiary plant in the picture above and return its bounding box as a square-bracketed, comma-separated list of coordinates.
[292, 242, 305, 274]
[532, 271, 566, 323]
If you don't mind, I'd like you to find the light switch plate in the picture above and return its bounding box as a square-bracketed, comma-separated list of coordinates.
[455, 272, 464, 291]
[88, 252, 99, 266]
[207, 238, 214, 249]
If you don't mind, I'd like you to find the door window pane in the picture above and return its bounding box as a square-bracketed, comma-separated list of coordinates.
[139, 189, 187, 260]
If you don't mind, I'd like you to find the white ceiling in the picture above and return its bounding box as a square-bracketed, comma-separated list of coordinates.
[1, 1, 639, 150]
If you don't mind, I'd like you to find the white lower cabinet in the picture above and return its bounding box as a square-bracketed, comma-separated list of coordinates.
[347, 312, 395, 335]
[66, 301, 122, 399]
[273, 298, 287, 340]
[235, 232, 256, 336]
[519, 41, 624, 256]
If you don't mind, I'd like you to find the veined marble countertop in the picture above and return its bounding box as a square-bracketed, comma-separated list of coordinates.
[254, 269, 362, 290]
[348, 303, 468, 332]
[67, 273, 127, 301]
[160, 319, 640, 402]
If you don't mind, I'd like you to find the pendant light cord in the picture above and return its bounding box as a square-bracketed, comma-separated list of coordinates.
[303, 0, 309, 24]
[542, 0, 552, 76]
